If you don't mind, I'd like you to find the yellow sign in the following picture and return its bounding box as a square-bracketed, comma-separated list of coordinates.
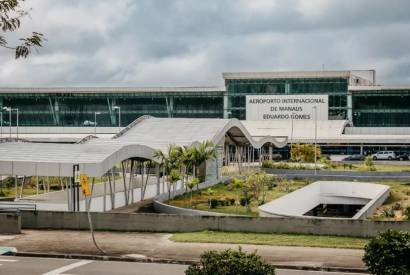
[80, 174, 91, 196]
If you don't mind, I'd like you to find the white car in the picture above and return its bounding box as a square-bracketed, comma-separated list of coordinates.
[372, 151, 396, 160]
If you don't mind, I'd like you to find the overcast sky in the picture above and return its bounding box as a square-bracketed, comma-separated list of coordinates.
[0, 0, 409, 87]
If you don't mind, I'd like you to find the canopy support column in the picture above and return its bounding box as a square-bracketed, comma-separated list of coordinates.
[103, 176, 106, 212]
[156, 163, 160, 196]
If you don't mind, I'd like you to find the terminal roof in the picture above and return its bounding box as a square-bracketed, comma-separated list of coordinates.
[0, 86, 225, 94]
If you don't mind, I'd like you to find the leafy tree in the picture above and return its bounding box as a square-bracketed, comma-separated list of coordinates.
[186, 177, 199, 206]
[364, 156, 376, 171]
[0, 0, 45, 58]
[291, 143, 321, 163]
[230, 177, 244, 205]
[185, 248, 275, 275]
[363, 230, 410, 275]
[191, 140, 217, 186]
[168, 169, 181, 199]
[245, 171, 272, 205]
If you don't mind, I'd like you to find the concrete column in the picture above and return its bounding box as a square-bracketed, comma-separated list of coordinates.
[14, 175, 17, 200]
[155, 164, 160, 195]
[103, 176, 106, 212]
[347, 93, 353, 122]
[111, 169, 116, 209]
[360, 145, 363, 155]
[269, 145, 273, 161]
[223, 93, 229, 119]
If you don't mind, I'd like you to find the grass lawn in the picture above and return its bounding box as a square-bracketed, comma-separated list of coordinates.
[167, 176, 410, 220]
[167, 178, 312, 216]
[370, 180, 410, 221]
[170, 231, 369, 249]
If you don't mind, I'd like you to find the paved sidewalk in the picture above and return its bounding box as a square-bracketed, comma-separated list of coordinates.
[0, 230, 365, 269]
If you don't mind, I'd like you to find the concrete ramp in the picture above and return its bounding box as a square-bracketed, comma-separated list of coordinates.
[259, 181, 390, 219]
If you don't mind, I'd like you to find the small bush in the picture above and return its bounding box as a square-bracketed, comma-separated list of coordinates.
[363, 230, 410, 275]
[404, 206, 410, 220]
[185, 248, 275, 275]
[392, 202, 403, 211]
[239, 197, 250, 207]
[364, 156, 376, 171]
[208, 198, 218, 209]
[382, 208, 395, 218]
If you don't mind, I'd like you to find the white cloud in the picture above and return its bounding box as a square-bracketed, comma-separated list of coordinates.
[0, 0, 409, 86]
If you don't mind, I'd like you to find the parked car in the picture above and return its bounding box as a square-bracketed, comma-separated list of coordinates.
[371, 151, 396, 160]
[396, 153, 409, 161]
[344, 154, 365, 161]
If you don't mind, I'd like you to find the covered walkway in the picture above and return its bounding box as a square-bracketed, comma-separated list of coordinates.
[0, 116, 287, 212]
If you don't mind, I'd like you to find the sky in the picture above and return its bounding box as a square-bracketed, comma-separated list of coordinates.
[0, 0, 410, 87]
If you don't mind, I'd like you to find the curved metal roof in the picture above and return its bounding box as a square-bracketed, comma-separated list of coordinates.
[0, 116, 287, 177]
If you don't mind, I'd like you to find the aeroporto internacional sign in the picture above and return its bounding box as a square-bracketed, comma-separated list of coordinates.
[246, 94, 328, 121]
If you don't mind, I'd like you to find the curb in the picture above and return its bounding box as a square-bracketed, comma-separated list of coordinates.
[12, 251, 368, 274]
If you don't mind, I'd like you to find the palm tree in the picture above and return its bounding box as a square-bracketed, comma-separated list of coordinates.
[153, 144, 183, 198]
[192, 140, 217, 184]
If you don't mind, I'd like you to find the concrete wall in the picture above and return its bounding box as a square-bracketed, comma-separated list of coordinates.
[21, 211, 409, 237]
[0, 212, 21, 234]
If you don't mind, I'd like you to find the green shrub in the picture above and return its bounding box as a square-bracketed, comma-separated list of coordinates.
[363, 230, 410, 275]
[239, 197, 250, 207]
[208, 198, 218, 209]
[404, 206, 410, 220]
[291, 143, 321, 163]
[392, 202, 403, 211]
[185, 248, 275, 275]
[382, 208, 395, 218]
[364, 156, 376, 171]
[261, 160, 274, 168]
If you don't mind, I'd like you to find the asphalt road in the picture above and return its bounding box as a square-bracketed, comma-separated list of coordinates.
[0, 256, 366, 275]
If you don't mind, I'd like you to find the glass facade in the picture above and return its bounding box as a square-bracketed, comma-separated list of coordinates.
[352, 89, 410, 127]
[0, 90, 224, 127]
[225, 77, 349, 120]
[0, 71, 409, 128]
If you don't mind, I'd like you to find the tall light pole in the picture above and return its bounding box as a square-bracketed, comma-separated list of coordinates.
[94, 112, 101, 136]
[113, 106, 121, 130]
[2, 107, 11, 138]
[15, 108, 19, 139]
[313, 106, 318, 176]
[290, 112, 296, 160]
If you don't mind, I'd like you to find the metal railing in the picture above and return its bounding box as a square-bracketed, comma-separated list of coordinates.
[0, 202, 36, 211]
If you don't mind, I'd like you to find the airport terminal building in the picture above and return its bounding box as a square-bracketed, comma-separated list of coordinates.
[1, 69, 410, 155]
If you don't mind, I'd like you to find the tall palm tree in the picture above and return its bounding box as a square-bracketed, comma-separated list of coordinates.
[192, 140, 217, 186]
[153, 144, 182, 197]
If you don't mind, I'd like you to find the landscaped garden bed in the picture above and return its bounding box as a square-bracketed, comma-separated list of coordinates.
[167, 171, 410, 220]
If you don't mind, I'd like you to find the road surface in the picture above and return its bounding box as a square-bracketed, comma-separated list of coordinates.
[0, 256, 366, 275]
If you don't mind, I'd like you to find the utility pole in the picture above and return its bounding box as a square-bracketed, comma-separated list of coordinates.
[113, 106, 121, 130]
[2, 107, 11, 138]
[94, 112, 101, 136]
[313, 106, 318, 176]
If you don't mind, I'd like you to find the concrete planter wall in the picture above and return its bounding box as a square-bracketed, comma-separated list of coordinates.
[21, 210, 410, 237]
[0, 211, 21, 234]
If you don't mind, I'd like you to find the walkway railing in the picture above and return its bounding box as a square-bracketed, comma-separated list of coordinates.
[0, 202, 37, 211]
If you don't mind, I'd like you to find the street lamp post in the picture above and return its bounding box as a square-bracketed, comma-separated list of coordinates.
[0, 111, 2, 139]
[113, 106, 121, 130]
[2, 107, 11, 138]
[313, 106, 318, 176]
[15, 108, 19, 139]
[94, 112, 101, 136]
[290, 112, 296, 160]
